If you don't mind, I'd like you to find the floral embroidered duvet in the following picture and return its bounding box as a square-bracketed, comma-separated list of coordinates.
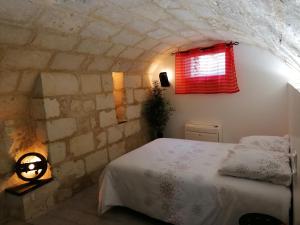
[98, 138, 290, 225]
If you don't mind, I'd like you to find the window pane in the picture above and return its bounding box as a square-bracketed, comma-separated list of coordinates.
[191, 52, 225, 77]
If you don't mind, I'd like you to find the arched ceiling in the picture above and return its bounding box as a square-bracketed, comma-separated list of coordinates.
[0, 0, 299, 71]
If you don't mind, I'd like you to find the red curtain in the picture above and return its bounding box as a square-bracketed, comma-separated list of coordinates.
[175, 43, 239, 94]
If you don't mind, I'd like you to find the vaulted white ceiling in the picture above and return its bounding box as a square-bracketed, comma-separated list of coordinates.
[1, 0, 299, 71]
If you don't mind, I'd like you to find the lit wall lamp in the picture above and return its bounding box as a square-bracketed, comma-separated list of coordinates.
[159, 72, 170, 87]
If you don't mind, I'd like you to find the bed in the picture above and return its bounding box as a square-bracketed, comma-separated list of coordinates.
[98, 138, 291, 225]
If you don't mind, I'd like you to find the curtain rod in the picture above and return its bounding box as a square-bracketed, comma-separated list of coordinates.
[171, 41, 239, 55]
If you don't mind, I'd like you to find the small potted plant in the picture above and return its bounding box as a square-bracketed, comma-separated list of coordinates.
[143, 81, 173, 139]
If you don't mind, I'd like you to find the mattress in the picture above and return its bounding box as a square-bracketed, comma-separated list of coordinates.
[98, 138, 291, 225]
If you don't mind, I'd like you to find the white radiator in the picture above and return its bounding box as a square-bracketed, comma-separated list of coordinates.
[185, 122, 222, 142]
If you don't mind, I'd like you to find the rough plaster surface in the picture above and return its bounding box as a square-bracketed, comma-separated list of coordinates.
[0, 0, 298, 70]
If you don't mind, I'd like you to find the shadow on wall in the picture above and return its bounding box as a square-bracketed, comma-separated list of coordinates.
[148, 44, 297, 143]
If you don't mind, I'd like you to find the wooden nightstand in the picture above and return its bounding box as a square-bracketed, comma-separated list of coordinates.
[239, 213, 286, 225]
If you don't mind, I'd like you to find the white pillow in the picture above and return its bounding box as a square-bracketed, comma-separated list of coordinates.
[239, 135, 289, 153]
[233, 144, 261, 151]
[218, 149, 292, 186]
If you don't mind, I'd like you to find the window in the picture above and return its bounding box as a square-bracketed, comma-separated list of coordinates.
[175, 43, 239, 94]
[191, 53, 225, 77]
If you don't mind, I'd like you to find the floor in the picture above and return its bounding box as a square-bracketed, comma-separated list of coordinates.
[4, 185, 170, 225]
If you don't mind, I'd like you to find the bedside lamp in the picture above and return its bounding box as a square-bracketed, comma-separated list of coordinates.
[6, 151, 52, 195]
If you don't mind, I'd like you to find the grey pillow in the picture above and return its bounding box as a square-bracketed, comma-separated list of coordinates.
[239, 135, 290, 153]
[218, 148, 291, 186]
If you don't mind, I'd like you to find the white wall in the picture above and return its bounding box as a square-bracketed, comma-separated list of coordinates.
[288, 84, 300, 225]
[150, 44, 295, 143]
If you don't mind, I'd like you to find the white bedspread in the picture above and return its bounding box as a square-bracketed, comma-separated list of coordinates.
[98, 138, 291, 225]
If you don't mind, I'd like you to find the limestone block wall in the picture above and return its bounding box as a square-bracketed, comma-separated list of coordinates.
[0, 22, 152, 223]
[31, 72, 149, 201]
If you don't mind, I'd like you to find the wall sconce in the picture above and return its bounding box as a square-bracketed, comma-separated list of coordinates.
[6, 152, 52, 195]
[159, 72, 170, 87]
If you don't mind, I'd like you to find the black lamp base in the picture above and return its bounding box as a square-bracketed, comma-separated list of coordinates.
[5, 178, 53, 196]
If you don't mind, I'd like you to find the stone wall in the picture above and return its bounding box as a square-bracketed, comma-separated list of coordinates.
[32, 72, 149, 201]
[0, 22, 152, 223]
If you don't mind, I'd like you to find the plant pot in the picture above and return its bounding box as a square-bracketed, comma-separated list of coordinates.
[156, 131, 163, 138]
